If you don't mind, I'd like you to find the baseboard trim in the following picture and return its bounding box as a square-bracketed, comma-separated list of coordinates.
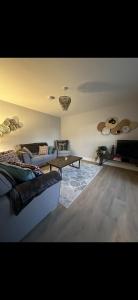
[82, 157, 95, 162]
[104, 160, 138, 171]
[82, 157, 138, 171]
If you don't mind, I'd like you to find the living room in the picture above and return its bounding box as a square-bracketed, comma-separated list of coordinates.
[0, 58, 138, 242]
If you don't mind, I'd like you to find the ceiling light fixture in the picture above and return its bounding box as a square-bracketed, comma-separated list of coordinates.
[59, 96, 71, 111]
[48, 96, 55, 100]
[59, 86, 71, 111]
[48, 86, 71, 111]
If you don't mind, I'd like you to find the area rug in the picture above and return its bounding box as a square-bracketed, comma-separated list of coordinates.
[59, 161, 103, 208]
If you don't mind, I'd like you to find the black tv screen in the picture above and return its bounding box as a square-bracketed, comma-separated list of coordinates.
[116, 140, 138, 162]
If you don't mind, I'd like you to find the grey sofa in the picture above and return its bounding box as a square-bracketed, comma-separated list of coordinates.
[18, 142, 57, 167]
[0, 168, 61, 242]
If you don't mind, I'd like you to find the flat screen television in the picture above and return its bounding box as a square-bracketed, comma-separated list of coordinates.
[116, 140, 138, 163]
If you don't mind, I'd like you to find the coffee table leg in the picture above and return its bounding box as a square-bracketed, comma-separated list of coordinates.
[50, 164, 52, 172]
[59, 168, 62, 179]
[69, 160, 81, 169]
[79, 160, 80, 168]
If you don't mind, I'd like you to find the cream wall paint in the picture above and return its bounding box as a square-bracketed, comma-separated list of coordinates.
[0, 99, 60, 151]
[0, 98, 138, 161]
[61, 101, 138, 161]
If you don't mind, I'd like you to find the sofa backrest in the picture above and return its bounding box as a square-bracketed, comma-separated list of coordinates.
[0, 150, 20, 163]
[20, 143, 48, 154]
[55, 140, 69, 151]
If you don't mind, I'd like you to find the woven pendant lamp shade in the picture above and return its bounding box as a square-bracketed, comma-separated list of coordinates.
[59, 96, 71, 111]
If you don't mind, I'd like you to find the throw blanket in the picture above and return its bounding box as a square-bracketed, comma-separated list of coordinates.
[9, 171, 61, 215]
[7, 161, 43, 176]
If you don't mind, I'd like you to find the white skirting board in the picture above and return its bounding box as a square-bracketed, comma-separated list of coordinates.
[82, 157, 138, 172]
[103, 160, 138, 171]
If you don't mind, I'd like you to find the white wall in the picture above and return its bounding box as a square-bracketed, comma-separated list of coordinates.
[0, 99, 60, 151]
[61, 101, 138, 161]
[1, 98, 138, 160]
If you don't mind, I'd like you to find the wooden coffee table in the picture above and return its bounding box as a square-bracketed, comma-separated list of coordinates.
[48, 155, 82, 179]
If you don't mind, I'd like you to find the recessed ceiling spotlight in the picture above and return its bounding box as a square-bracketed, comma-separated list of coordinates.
[63, 86, 69, 90]
[48, 96, 55, 100]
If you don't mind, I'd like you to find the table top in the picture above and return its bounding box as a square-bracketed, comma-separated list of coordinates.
[48, 155, 82, 168]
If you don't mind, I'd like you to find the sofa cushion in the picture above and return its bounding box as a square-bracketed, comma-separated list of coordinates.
[0, 162, 35, 183]
[18, 151, 31, 164]
[39, 145, 48, 155]
[47, 153, 57, 160]
[22, 147, 33, 158]
[31, 155, 47, 165]
[58, 150, 71, 157]
[0, 150, 20, 163]
[32, 155, 47, 164]
[31, 154, 56, 166]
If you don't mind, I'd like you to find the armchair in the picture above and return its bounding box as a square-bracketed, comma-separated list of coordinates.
[55, 140, 71, 157]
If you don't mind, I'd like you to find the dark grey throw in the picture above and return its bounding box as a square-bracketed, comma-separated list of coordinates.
[9, 171, 61, 215]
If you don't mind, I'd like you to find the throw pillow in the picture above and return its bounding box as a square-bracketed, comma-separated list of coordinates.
[0, 150, 20, 163]
[22, 147, 33, 158]
[48, 146, 55, 154]
[39, 145, 48, 155]
[0, 162, 35, 182]
[58, 143, 66, 151]
[56, 140, 68, 151]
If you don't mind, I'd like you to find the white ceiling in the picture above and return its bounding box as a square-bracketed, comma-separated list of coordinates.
[0, 58, 138, 117]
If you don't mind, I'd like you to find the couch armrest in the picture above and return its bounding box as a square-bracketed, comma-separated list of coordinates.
[18, 151, 31, 164]
[10, 171, 62, 215]
[0, 172, 13, 196]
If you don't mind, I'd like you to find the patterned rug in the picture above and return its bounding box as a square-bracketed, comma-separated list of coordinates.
[59, 161, 103, 208]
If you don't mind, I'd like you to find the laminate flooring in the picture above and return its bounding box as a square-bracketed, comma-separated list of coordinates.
[23, 165, 138, 242]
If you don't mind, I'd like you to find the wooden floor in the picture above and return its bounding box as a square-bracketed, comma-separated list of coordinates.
[23, 165, 138, 242]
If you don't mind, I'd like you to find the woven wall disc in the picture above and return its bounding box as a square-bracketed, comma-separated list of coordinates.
[111, 124, 121, 135]
[102, 126, 110, 135]
[3, 119, 10, 126]
[110, 128, 121, 135]
[111, 119, 130, 135]
[121, 125, 130, 133]
[118, 119, 130, 127]
[13, 116, 19, 124]
[19, 122, 23, 128]
[129, 121, 138, 130]
[0, 124, 7, 133]
[2, 125, 10, 134]
[105, 117, 118, 129]
[97, 122, 105, 132]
